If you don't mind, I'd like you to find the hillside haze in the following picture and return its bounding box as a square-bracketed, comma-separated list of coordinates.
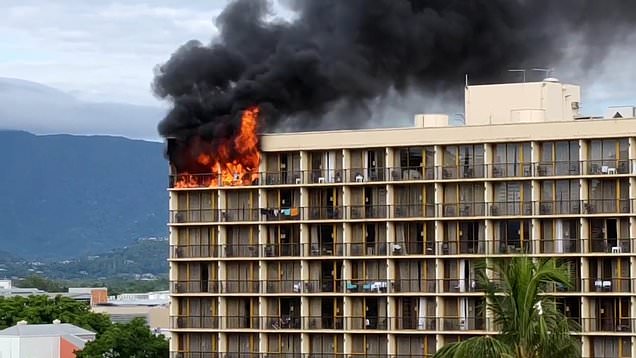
[0, 77, 164, 140]
[0, 131, 168, 259]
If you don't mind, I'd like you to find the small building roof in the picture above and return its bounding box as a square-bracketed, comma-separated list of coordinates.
[0, 322, 95, 338]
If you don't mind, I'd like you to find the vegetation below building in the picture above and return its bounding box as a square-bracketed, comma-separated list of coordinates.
[1, 239, 169, 292]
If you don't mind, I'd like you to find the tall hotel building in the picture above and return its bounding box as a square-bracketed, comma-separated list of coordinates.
[169, 80, 636, 357]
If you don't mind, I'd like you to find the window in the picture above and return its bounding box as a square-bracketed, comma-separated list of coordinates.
[493, 142, 531, 177]
[443, 144, 484, 178]
[539, 140, 579, 175]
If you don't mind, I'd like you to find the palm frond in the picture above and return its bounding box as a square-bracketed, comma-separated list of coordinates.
[433, 335, 514, 358]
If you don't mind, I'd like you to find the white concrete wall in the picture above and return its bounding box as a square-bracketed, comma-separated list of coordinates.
[0, 336, 21, 358]
[464, 81, 581, 125]
[21, 336, 58, 358]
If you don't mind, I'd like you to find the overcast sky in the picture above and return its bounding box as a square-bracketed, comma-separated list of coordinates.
[0, 0, 234, 105]
[0, 0, 634, 117]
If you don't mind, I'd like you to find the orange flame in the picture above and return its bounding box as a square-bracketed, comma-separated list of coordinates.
[174, 107, 261, 188]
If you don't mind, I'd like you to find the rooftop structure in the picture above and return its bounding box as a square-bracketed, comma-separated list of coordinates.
[0, 320, 96, 358]
[168, 79, 636, 357]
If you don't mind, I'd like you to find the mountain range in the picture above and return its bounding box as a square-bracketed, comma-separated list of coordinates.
[0, 77, 169, 259]
[0, 130, 168, 259]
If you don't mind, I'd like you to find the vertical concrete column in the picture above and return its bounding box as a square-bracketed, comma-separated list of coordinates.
[483, 143, 494, 255]
[579, 139, 589, 254]
[168, 188, 178, 338]
[483, 143, 496, 332]
[530, 141, 541, 254]
[297, 149, 310, 356]
[630, 137, 636, 358]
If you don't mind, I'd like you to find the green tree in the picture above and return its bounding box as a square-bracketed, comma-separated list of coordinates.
[434, 256, 580, 358]
[0, 295, 111, 334]
[76, 318, 168, 358]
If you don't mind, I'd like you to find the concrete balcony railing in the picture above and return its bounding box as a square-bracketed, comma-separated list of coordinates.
[581, 318, 636, 333]
[171, 315, 219, 329]
[392, 278, 436, 293]
[582, 278, 632, 293]
[168, 159, 636, 188]
[169, 200, 633, 224]
[171, 280, 219, 294]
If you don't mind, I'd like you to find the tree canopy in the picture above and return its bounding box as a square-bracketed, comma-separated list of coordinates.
[76, 318, 168, 358]
[0, 295, 111, 334]
[0, 295, 168, 357]
[434, 256, 580, 358]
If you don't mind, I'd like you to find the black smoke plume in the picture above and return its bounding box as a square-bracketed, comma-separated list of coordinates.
[154, 0, 635, 144]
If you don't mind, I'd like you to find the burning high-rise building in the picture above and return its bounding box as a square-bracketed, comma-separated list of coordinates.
[166, 79, 636, 357]
[158, 1, 636, 356]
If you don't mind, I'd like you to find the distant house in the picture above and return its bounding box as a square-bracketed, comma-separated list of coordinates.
[0, 320, 95, 358]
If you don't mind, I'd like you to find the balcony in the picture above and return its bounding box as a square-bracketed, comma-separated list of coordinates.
[495, 241, 532, 254]
[490, 201, 533, 216]
[171, 245, 218, 259]
[389, 166, 435, 181]
[308, 243, 345, 257]
[440, 316, 486, 331]
[344, 279, 390, 293]
[539, 239, 581, 254]
[171, 315, 219, 329]
[347, 242, 388, 256]
[346, 316, 389, 330]
[171, 281, 219, 294]
[583, 199, 630, 214]
[264, 280, 303, 294]
[170, 209, 218, 223]
[259, 207, 302, 221]
[582, 317, 635, 333]
[307, 206, 344, 220]
[348, 205, 389, 219]
[441, 164, 486, 179]
[393, 204, 435, 218]
[303, 316, 344, 329]
[583, 278, 632, 293]
[223, 244, 259, 258]
[221, 280, 260, 294]
[261, 170, 304, 185]
[345, 167, 388, 182]
[170, 353, 221, 358]
[439, 240, 486, 255]
[491, 162, 532, 178]
[440, 278, 482, 293]
[584, 160, 630, 175]
[587, 238, 633, 254]
[224, 316, 260, 329]
[394, 316, 436, 330]
[262, 243, 302, 257]
[536, 161, 581, 176]
[392, 278, 436, 293]
[303, 279, 343, 293]
[537, 200, 581, 215]
[441, 202, 487, 217]
[262, 315, 301, 330]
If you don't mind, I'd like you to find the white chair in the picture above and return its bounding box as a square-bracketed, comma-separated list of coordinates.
[611, 246, 622, 253]
[295, 177, 302, 184]
[318, 177, 325, 183]
[608, 167, 617, 174]
[355, 175, 364, 182]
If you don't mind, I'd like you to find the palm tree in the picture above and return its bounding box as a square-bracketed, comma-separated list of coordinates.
[434, 256, 580, 358]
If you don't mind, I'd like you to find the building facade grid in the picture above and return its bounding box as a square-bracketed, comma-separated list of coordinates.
[168, 119, 636, 358]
